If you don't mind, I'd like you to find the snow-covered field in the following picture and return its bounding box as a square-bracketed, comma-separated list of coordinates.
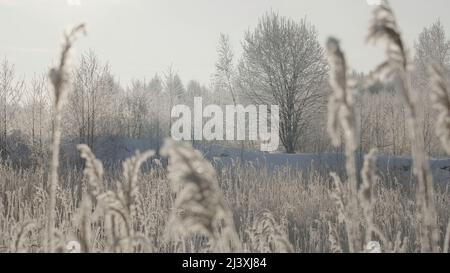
[86, 137, 450, 186]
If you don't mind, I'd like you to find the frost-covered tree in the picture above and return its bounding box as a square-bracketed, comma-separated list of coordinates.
[163, 66, 184, 130]
[186, 79, 203, 99]
[69, 51, 114, 148]
[414, 20, 450, 88]
[214, 33, 238, 106]
[413, 20, 450, 154]
[24, 74, 50, 155]
[149, 74, 163, 94]
[124, 79, 151, 138]
[238, 12, 327, 153]
[147, 74, 164, 150]
[0, 58, 24, 154]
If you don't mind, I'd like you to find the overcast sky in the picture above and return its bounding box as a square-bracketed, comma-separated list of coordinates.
[1, 0, 449, 86]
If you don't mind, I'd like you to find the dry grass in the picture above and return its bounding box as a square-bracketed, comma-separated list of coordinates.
[1, 156, 449, 253]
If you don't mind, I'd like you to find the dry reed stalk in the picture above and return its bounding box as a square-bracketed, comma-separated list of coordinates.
[80, 196, 92, 253]
[77, 144, 154, 252]
[326, 37, 365, 252]
[47, 24, 86, 253]
[444, 220, 450, 253]
[116, 149, 154, 252]
[76, 144, 105, 252]
[329, 172, 355, 252]
[429, 64, 450, 154]
[119, 149, 155, 220]
[366, 2, 438, 252]
[247, 210, 293, 253]
[13, 221, 36, 253]
[359, 149, 377, 243]
[358, 149, 386, 248]
[429, 64, 450, 253]
[327, 221, 342, 253]
[161, 139, 241, 252]
[77, 144, 105, 199]
[393, 231, 408, 253]
[326, 37, 358, 193]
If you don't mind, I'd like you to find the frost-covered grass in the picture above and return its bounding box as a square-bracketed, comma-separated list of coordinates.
[0, 151, 449, 253]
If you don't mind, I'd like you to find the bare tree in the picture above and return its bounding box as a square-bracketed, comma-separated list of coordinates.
[163, 66, 184, 130]
[414, 19, 450, 88]
[214, 33, 252, 157]
[238, 12, 327, 153]
[186, 79, 204, 99]
[214, 33, 238, 105]
[148, 74, 164, 151]
[69, 51, 112, 148]
[25, 74, 50, 156]
[0, 58, 24, 155]
[414, 20, 450, 155]
[125, 79, 151, 138]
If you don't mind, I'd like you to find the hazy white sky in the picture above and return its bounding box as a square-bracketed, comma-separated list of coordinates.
[0, 0, 449, 86]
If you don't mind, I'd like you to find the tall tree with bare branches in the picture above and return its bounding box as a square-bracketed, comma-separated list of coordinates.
[238, 12, 327, 153]
[70, 51, 113, 149]
[0, 58, 24, 155]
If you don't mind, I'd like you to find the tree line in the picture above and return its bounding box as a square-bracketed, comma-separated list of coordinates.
[1, 12, 449, 166]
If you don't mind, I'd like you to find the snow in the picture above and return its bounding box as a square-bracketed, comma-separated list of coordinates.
[203, 145, 450, 186]
[72, 137, 450, 186]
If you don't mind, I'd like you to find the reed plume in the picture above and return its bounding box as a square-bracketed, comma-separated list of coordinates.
[367, 2, 438, 253]
[429, 64, 450, 253]
[12, 221, 36, 253]
[77, 144, 154, 252]
[247, 210, 293, 253]
[429, 64, 450, 154]
[47, 24, 85, 253]
[77, 144, 104, 199]
[444, 220, 450, 253]
[327, 221, 342, 253]
[326, 37, 364, 252]
[358, 149, 386, 248]
[119, 149, 155, 220]
[326, 37, 357, 192]
[161, 139, 241, 252]
[329, 172, 355, 252]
